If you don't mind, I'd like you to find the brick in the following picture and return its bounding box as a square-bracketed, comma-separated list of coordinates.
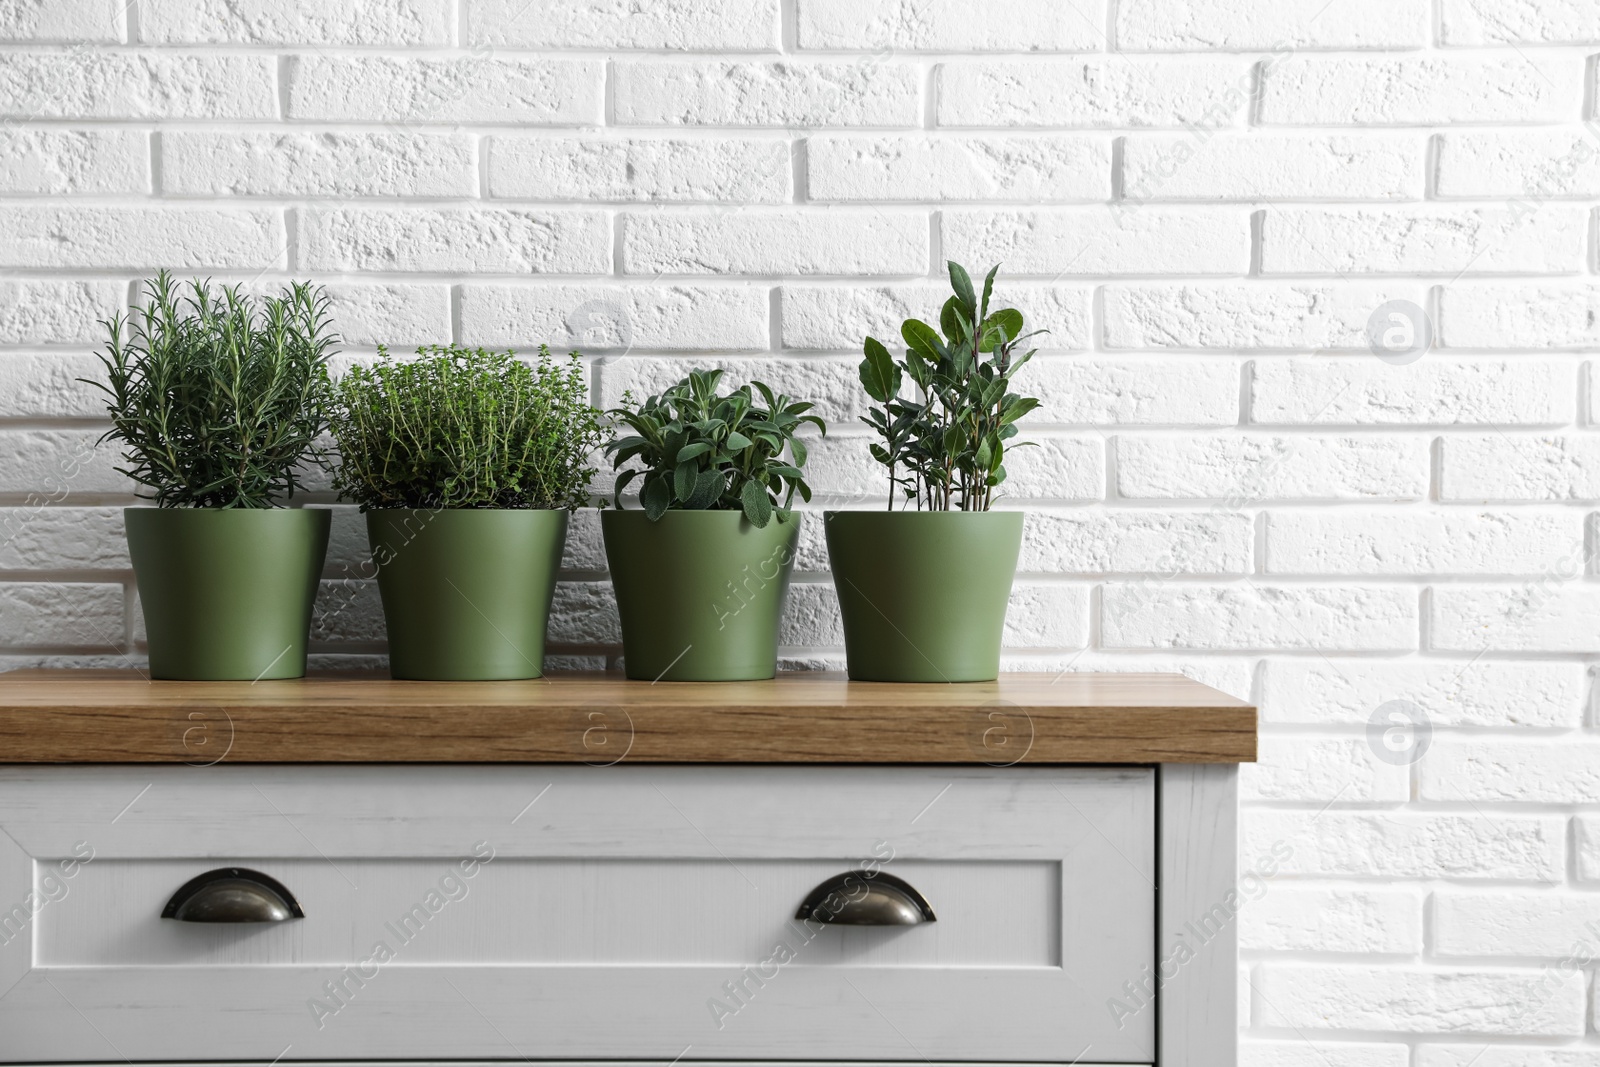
[1242, 1044, 1408, 1067]
[1261, 206, 1588, 275]
[800, 433, 1103, 503]
[938, 57, 1254, 128]
[1255, 964, 1583, 1036]
[0, 431, 127, 497]
[0, 280, 125, 345]
[0, 353, 105, 418]
[1260, 55, 1581, 125]
[0, 53, 276, 120]
[1003, 583, 1090, 648]
[287, 56, 601, 125]
[1420, 1048, 1600, 1067]
[596, 354, 853, 435]
[162, 132, 476, 198]
[1251, 358, 1575, 427]
[463, 286, 769, 352]
[943, 208, 1250, 276]
[1102, 583, 1417, 651]
[1581, 818, 1600, 882]
[487, 137, 790, 202]
[1105, 282, 1428, 351]
[307, 580, 383, 645]
[1441, 0, 1600, 44]
[1240, 886, 1422, 952]
[1243, 811, 1565, 880]
[614, 60, 920, 127]
[1000, 436, 1108, 502]
[1440, 283, 1600, 349]
[781, 580, 842, 647]
[0, 583, 124, 649]
[798, 0, 1101, 51]
[0, 207, 283, 270]
[1244, 737, 1410, 803]
[142, 0, 452, 44]
[808, 134, 1109, 202]
[622, 210, 926, 276]
[1441, 435, 1600, 502]
[0, 0, 121, 41]
[321, 285, 452, 348]
[1117, 435, 1430, 501]
[0, 507, 128, 571]
[1124, 132, 1423, 202]
[1435, 891, 1600, 957]
[1026, 357, 1237, 425]
[1423, 741, 1600, 802]
[1432, 586, 1600, 653]
[547, 582, 621, 647]
[1118, 0, 1428, 50]
[1259, 659, 1585, 727]
[780, 282, 1092, 350]
[0, 129, 146, 194]
[298, 208, 609, 274]
[1019, 510, 1252, 575]
[471, 0, 776, 48]
[1436, 130, 1600, 199]
[1266, 509, 1583, 576]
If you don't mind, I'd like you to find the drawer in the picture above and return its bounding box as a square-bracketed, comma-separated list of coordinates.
[0, 765, 1154, 1063]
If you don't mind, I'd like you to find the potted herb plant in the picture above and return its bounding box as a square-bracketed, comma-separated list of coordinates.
[325, 344, 602, 680]
[89, 271, 335, 680]
[827, 262, 1042, 682]
[603, 369, 824, 681]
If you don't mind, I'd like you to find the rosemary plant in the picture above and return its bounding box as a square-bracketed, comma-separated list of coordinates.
[859, 261, 1042, 511]
[86, 271, 336, 508]
[325, 344, 603, 511]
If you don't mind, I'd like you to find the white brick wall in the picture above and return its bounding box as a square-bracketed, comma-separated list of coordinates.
[3, 2, 1598, 1056]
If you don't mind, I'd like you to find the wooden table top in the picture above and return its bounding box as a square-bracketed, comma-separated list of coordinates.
[0, 670, 1255, 765]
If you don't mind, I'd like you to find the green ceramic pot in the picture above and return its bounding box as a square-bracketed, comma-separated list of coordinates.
[368, 509, 568, 681]
[825, 510, 1023, 682]
[602, 509, 799, 681]
[126, 507, 330, 681]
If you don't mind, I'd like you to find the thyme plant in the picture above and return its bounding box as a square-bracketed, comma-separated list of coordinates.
[605, 368, 825, 527]
[87, 270, 336, 508]
[859, 261, 1042, 511]
[325, 345, 603, 511]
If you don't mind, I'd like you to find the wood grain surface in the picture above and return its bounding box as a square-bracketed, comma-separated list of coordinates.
[0, 670, 1255, 764]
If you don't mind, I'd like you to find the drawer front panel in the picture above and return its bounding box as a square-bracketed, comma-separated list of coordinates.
[0, 765, 1154, 1063]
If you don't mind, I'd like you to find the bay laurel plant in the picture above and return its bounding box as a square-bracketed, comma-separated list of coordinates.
[859, 261, 1042, 511]
[324, 345, 603, 511]
[605, 368, 825, 528]
[87, 270, 337, 508]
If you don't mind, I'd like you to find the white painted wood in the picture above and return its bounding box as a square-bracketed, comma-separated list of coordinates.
[1156, 764, 1240, 1067]
[0, 765, 1155, 1064]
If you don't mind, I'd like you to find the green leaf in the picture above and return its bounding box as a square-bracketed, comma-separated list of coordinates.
[789, 436, 808, 467]
[675, 441, 711, 463]
[859, 336, 900, 403]
[984, 308, 1023, 343]
[980, 264, 998, 319]
[724, 430, 754, 451]
[901, 318, 946, 361]
[642, 476, 670, 520]
[740, 478, 772, 527]
[688, 468, 724, 509]
[948, 261, 976, 313]
[674, 458, 697, 502]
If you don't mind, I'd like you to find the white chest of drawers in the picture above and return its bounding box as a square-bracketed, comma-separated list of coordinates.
[0, 672, 1255, 1067]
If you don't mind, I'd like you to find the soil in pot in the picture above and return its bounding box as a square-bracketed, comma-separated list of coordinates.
[825, 510, 1022, 682]
[126, 507, 330, 681]
[602, 509, 799, 681]
[368, 509, 568, 681]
